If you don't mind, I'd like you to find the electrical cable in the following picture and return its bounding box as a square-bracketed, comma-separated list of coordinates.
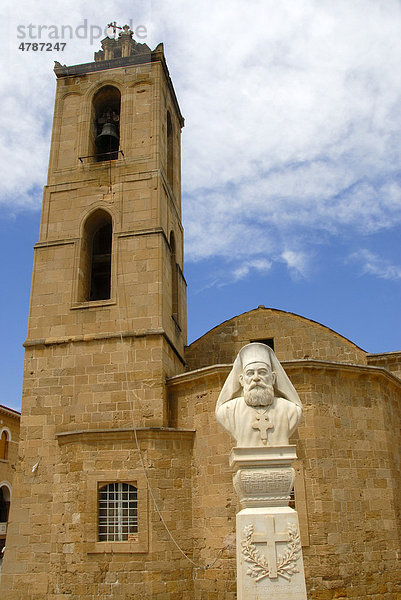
[113, 178, 224, 570]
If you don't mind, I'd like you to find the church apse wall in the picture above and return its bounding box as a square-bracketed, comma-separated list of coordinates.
[185, 307, 368, 371]
[168, 322, 401, 600]
[367, 351, 401, 379]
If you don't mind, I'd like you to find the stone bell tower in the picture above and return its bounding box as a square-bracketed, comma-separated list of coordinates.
[25, 26, 186, 427]
[1, 28, 194, 600]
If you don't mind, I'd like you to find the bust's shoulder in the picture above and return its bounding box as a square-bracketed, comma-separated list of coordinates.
[275, 397, 300, 412]
[221, 397, 242, 409]
[216, 397, 244, 415]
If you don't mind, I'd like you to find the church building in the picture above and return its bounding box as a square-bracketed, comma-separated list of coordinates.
[0, 404, 20, 562]
[0, 27, 400, 600]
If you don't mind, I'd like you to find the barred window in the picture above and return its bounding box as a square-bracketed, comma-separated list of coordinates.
[98, 482, 138, 542]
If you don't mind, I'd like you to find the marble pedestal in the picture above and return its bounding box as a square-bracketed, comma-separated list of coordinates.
[230, 447, 307, 600]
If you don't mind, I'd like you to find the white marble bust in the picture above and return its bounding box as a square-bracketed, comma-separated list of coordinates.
[215, 343, 302, 447]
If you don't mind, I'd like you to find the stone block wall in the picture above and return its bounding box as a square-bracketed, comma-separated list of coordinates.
[1, 331, 187, 598]
[168, 361, 401, 600]
[185, 307, 367, 371]
[367, 351, 401, 379]
[2, 428, 195, 599]
[21, 336, 176, 431]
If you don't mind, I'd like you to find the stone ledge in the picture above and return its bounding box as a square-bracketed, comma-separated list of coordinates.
[283, 358, 401, 386]
[229, 445, 297, 468]
[34, 226, 166, 249]
[167, 363, 232, 387]
[167, 358, 401, 388]
[86, 541, 148, 554]
[55, 426, 196, 444]
[70, 299, 116, 310]
[54, 52, 153, 77]
[0, 405, 21, 418]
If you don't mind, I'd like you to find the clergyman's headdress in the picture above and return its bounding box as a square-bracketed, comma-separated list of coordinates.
[217, 342, 302, 408]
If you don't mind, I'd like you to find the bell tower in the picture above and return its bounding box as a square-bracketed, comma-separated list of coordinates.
[33, 27, 186, 426]
[1, 28, 194, 600]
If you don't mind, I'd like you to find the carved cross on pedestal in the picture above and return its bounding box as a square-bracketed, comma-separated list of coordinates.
[253, 516, 290, 578]
[252, 411, 273, 444]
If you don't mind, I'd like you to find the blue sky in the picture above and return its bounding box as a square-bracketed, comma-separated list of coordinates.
[1, 0, 401, 411]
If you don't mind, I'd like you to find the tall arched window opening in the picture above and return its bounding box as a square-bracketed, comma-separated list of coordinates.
[79, 210, 113, 302]
[167, 111, 174, 188]
[0, 484, 11, 558]
[0, 431, 9, 461]
[90, 222, 112, 300]
[0, 485, 10, 524]
[170, 232, 178, 321]
[92, 86, 121, 162]
[98, 482, 138, 542]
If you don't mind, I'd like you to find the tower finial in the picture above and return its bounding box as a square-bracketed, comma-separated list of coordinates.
[107, 22, 133, 39]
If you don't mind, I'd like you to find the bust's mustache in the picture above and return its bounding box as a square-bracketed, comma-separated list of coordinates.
[244, 383, 275, 406]
[248, 381, 268, 390]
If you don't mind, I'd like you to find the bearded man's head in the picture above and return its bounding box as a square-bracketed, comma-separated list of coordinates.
[239, 361, 277, 407]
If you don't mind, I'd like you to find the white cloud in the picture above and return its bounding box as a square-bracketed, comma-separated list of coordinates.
[173, 0, 401, 267]
[348, 249, 401, 281]
[2, 0, 401, 280]
[233, 258, 272, 282]
[280, 250, 310, 279]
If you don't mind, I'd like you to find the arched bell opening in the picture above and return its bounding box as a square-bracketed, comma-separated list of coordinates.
[92, 86, 121, 162]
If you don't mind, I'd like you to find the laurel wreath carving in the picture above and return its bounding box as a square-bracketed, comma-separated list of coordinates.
[241, 523, 301, 582]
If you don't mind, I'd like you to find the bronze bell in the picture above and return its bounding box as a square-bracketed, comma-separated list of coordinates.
[95, 122, 119, 159]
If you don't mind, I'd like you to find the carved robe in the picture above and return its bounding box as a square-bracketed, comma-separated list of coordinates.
[216, 396, 301, 447]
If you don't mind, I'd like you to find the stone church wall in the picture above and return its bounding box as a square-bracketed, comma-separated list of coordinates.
[185, 307, 368, 371]
[367, 351, 401, 379]
[3, 425, 195, 599]
[168, 360, 401, 600]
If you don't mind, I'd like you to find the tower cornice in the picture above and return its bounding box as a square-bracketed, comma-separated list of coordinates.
[54, 43, 184, 128]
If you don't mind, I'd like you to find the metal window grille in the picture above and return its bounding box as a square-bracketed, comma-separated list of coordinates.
[98, 482, 138, 541]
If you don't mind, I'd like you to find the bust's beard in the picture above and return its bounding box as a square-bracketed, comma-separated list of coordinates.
[244, 384, 275, 407]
